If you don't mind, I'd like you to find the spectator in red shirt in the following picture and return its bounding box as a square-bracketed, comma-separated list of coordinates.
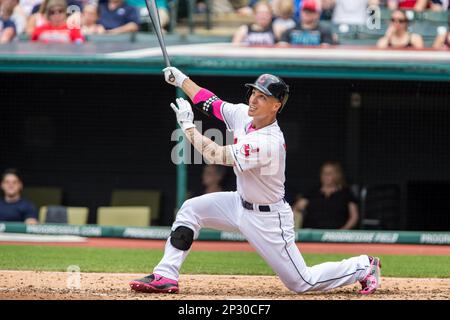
[387, 0, 429, 11]
[31, 0, 84, 43]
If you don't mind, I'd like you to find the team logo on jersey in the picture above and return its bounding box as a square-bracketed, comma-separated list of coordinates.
[240, 144, 259, 157]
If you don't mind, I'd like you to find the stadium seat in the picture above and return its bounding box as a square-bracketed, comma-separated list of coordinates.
[379, 7, 391, 22]
[421, 11, 448, 24]
[97, 206, 151, 227]
[22, 187, 62, 210]
[359, 184, 401, 230]
[410, 21, 440, 38]
[85, 33, 135, 43]
[111, 189, 161, 223]
[39, 206, 89, 225]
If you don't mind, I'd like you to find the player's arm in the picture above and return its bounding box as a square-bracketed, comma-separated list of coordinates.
[170, 98, 234, 166]
[185, 127, 234, 166]
[163, 67, 227, 121]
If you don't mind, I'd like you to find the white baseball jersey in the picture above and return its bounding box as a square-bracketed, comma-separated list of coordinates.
[154, 97, 372, 294]
[221, 102, 286, 204]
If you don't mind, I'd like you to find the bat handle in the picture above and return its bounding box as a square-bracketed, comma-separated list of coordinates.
[168, 71, 176, 83]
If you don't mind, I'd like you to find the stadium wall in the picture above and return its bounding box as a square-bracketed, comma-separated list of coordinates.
[1, 73, 449, 229]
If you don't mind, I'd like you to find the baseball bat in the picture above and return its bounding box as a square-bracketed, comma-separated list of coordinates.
[144, 0, 175, 82]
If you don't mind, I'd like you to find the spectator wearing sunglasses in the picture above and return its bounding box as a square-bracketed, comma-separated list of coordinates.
[376, 9, 423, 48]
[31, 0, 84, 43]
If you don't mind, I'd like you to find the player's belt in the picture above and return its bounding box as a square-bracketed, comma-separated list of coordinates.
[240, 197, 286, 212]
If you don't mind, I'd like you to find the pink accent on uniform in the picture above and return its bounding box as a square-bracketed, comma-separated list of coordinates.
[247, 123, 257, 133]
[193, 88, 224, 121]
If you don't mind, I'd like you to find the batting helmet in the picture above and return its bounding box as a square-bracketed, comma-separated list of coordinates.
[245, 74, 290, 113]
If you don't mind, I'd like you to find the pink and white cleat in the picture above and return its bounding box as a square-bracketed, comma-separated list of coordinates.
[359, 256, 382, 295]
[130, 273, 179, 294]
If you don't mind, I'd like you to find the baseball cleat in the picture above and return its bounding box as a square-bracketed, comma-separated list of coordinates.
[359, 256, 382, 295]
[129, 273, 179, 294]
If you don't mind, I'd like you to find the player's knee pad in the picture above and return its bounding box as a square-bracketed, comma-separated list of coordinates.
[170, 226, 194, 251]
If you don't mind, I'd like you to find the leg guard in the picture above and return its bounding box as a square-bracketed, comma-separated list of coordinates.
[170, 226, 194, 251]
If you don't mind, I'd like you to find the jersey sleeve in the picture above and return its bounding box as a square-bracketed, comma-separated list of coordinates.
[220, 102, 249, 131]
[228, 134, 275, 173]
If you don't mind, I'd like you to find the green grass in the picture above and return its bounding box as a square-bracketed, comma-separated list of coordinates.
[0, 245, 449, 278]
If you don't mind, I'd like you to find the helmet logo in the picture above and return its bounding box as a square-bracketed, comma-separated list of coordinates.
[258, 74, 278, 85]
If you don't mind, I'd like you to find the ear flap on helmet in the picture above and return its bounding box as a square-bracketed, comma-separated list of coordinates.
[278, 91, 289, 113]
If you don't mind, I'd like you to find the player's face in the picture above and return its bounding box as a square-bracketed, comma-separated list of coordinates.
[1, 174, 22, 197]
[248, 89, 281, 118]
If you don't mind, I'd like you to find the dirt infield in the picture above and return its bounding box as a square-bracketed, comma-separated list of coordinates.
[0, 270, 449, 300]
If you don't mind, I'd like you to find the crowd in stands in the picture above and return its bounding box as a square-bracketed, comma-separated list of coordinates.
[0, 0, 169, 43]
[0, 0, 448, 45]
[231, 0, 449, 48]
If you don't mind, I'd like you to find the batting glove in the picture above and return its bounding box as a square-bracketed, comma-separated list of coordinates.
[163, 67, 188, 88]
[170, 97, 195, 131]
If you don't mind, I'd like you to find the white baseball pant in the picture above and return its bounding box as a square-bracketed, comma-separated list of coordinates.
[153, 191, 370, 293]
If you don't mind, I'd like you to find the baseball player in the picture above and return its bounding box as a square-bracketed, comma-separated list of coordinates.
[129, 68, 381, 295]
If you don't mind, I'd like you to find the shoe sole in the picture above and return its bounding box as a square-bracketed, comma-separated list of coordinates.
[129, 281, 179, 294]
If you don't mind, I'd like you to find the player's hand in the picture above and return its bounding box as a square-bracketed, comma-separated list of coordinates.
[170, 97, 195, 131]
[163, 67, 188, 87]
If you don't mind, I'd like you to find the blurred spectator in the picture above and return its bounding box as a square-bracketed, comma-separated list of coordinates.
[98, 0, 139, 34]
[21, 0, 42, 16]
[320, 0, 334, 20]
[81, 3, 104, 35]
[272, 0, 296, 39]
[432, 11, 450, 48]
[232, 1, 277, 45]
[292, 161, 359, 230]
[330, 0, 380, 26]
[4, 0, 27, 34]
[0, 169, 38, 224]
[278, 0, 337, 46]
[377, 9, 423, 48]
[211, 0, 238, 14]
[25, 0, 48, 35]
[0, 0, 17, 43]
[202, 164, 226, 194]
[430, 0, 449, 10]
[236, 0, 264, 16]
[31, 0, 84, 43]
[229, 0, 250, 12]
[387, 0, 429, 11]
[155, 0, 169, 30]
